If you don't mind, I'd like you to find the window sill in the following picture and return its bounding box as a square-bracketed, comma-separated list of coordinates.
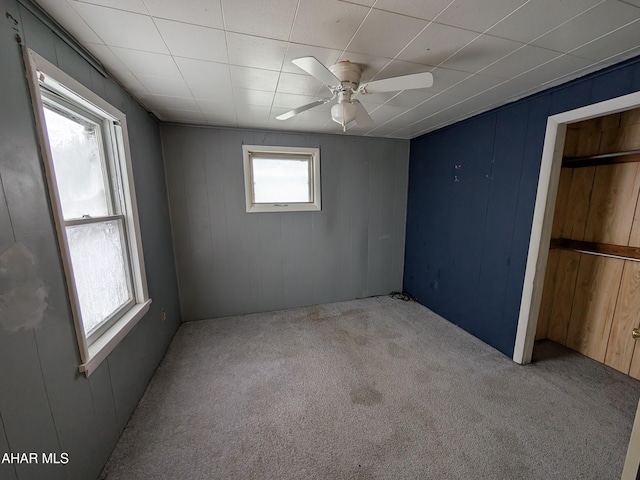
[79, 299, 152, 376]
[247, 203, 321, 213]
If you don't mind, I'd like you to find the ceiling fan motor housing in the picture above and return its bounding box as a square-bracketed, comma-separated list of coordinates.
[329, 60, 362, 90]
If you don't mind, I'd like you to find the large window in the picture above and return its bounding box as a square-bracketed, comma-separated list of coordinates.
[25, 49, 150, 375]
[242, 145, 321, 212]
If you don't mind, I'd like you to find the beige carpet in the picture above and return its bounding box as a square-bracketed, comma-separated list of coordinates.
[100, 296, 640, 479]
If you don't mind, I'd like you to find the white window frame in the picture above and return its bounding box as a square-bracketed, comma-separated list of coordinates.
[24, 48, 151, 376]
[242, 145, 321, 213]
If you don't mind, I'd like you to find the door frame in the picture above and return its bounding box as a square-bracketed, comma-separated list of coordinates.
[513, 90, 640, 365]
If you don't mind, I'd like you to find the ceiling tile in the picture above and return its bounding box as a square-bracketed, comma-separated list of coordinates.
[154, 19, 228, 63]
[69, 2, 168, 53]
[568, 20, 640, 62]
[155, 108, 206, 124]
[273, 92, 320, 109]
[230, 66, 280, 91]
[432, 93, 499, 118]
[354, 91, 399, 105]
[602, 45, 640, 66]
[436, 0, 528, 33]
[269, 107, 292, 120]
[480, 44, 561, 79]
[343, 0, 376, 6]
[70, 0, 148, 14]
[119, 78, 148, 97]
[439, 34, 524, 73]
[236, 105, 272, 123]
[84, 42, 127, 71]
[514, 54, 594, 91]
[233, 88, 275, 107]
[367, 103, 411, 123]
[282, 44, 343, 74]
[84, 44, 149, 94]
[34, 0, 640, 137]
[459, 82, 530, 110]
[531, 1, 640, 54]
[276, 72, 325, 96]
[202, 111, 238, 125]
[372, 59, 434, 80]
[143, 0, 224, 29]
[109, 47, 181, 78]
[437, 73, 500, 99]
[427, 67, 476, 94]
[140, 94, 199, 111]
[198, 100, 237, 116]
[36, 0, 103, 43]
[387, 124, 424, 139]
[382, 89, 439, 108]
[289, 0, 370, 50]
[221, 0, 298, 40]
[136, 74, 193, 97]
[367, 116, 413, 136]
[347, 9, 428, 58]
[226, 32, 288, 71]
[397, 22, 482, 66]
[336, 52, 394, 84]
[372, 0, 455, 21]
[487, 0, 604, 44]
[175, 57, 232, 101]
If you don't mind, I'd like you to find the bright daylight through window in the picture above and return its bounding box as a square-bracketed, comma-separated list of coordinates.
[243, 145, 321, 212]
[42, 102, 133, 338]
[25, 49, 150, 375]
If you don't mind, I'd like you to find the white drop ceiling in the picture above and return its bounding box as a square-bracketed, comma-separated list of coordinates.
[34, 0, 640, 139]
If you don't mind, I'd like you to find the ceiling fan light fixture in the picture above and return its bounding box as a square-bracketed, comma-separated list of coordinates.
[281, 56, 434, 131]
[331, 101, 357, 128]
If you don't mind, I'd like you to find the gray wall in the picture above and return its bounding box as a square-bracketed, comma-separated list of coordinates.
[161, 125, 409, 320]
[0, 1, 180, 479]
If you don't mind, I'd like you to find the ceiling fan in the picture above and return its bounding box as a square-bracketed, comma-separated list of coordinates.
[276, 57, 434, 131]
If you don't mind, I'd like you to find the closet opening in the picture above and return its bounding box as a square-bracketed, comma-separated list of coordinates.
[514, 91, 640, 369]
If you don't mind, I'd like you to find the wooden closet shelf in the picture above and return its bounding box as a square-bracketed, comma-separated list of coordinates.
[562, 149, 640, 168]
[550, 238, 640, 261]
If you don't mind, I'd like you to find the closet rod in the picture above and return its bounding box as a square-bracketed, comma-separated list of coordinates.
[550, 238, 640, 262]
[563, 149, 640, 168]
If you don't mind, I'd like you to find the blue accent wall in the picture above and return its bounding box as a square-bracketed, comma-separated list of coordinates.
[404, 56, 640, 357]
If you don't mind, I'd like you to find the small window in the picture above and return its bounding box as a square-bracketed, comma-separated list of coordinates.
[242, 145, 321, 212]
[24, 49, 150, 375]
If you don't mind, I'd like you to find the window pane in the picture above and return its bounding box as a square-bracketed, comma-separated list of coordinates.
[252, 157, 311, 203]
[43, 105, 110, 219]
[66, 220, 131, 336]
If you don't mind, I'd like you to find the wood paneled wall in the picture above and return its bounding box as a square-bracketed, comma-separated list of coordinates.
[536, 107, 640, 379]
[162, 125, 409, 321]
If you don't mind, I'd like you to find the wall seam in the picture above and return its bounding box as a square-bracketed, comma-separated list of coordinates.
[30, 329, 67, 476]
[472, 114, 499, 335]
[0, 171, 17, 244]
[499, 107, 532, 333]
[106, 359, 120, 434]
[0, 410, 18, 478]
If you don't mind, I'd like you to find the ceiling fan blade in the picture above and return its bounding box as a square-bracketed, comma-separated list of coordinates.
[292, 57, 341, 87]
[353, 100, 373, 128]
[276, 99, 330, 120]
[358, 72, 434, 94]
